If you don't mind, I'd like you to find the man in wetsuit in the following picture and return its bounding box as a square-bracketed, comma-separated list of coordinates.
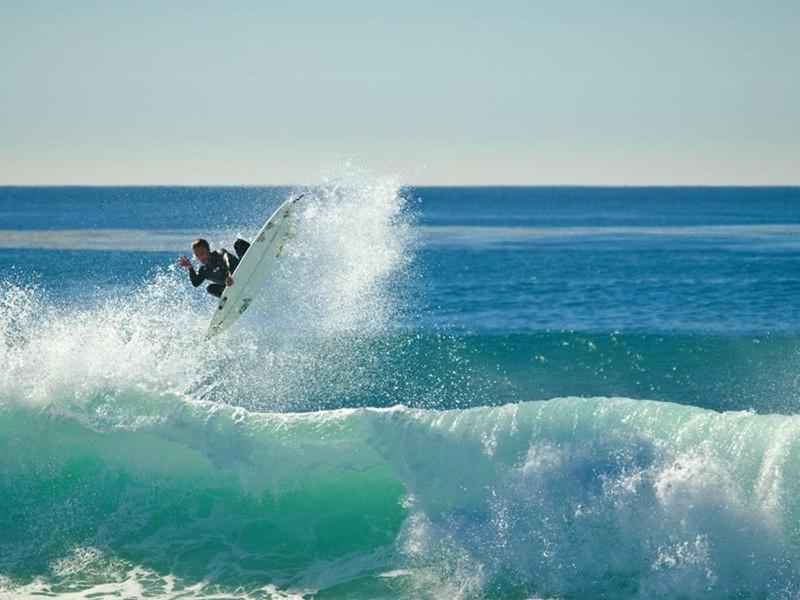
[178, 238, 250, 298]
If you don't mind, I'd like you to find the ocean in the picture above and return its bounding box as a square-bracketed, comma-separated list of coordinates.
[2, 179, 800, 598]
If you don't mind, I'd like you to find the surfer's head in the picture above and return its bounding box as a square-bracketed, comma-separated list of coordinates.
[191, 238, 211, 265]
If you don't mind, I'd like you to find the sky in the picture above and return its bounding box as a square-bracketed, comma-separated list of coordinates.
[1, 0, 798, 185]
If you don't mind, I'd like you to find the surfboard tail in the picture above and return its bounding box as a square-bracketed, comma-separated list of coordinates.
[204, 323, 221, 341]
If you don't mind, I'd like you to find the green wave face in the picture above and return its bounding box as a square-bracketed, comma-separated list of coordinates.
[0, 396, 407, 595]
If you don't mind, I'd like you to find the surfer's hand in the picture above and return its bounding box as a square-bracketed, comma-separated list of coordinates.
[178, 256, 192, 268]
[225, 276, 234, 286]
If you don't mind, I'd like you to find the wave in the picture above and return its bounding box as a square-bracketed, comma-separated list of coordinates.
[2, 394, 800, 598]
[4, 287, 800, 598]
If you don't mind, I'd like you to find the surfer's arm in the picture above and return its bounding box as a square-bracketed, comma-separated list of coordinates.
[220, 251, 237, 287]
[188, 266, 205, 287]
[222, 249, 240, 273]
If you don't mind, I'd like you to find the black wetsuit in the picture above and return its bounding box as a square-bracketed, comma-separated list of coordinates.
[188, 239, 250, 297]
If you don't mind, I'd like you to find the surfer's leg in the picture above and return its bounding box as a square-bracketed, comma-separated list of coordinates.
[206, 283, 225, 298]
[234, 239, 250, 260]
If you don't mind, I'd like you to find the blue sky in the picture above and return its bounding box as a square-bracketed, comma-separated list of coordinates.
[1, 1, 798, 185]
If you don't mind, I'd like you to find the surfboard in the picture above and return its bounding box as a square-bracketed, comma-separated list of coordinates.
[205, 194, 303, 340]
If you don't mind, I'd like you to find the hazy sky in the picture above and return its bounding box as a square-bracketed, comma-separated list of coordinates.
[1, 1, 798, 185]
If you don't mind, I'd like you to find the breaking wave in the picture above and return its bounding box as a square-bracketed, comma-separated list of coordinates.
[3, 394, 800, 598]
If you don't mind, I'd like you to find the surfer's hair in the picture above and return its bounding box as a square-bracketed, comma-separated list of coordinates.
[192, 238, 210, 251]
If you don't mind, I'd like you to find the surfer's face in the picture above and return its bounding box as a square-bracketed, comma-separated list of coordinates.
[193, 246, 211, 265]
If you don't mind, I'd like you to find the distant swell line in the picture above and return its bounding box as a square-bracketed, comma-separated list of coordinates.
[419, 224, 800, 238]
[2, 224, 800, 251]
[0, 229, 200, 251]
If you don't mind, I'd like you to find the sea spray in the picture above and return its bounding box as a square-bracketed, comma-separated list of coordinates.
[269, 172, 415, 335]
[0, 171, 423, 412]
[216, 170, 421, 411]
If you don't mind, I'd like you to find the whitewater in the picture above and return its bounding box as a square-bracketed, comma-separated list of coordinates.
[2, 180, 800, 598]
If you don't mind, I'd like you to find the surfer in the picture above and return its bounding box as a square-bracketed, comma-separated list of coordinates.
[178, 238, 250, 297]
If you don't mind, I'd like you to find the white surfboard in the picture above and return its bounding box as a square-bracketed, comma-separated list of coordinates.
[205, 194, 303, 340]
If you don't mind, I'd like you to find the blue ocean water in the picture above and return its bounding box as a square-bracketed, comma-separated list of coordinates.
[2, 181, 800, 598]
